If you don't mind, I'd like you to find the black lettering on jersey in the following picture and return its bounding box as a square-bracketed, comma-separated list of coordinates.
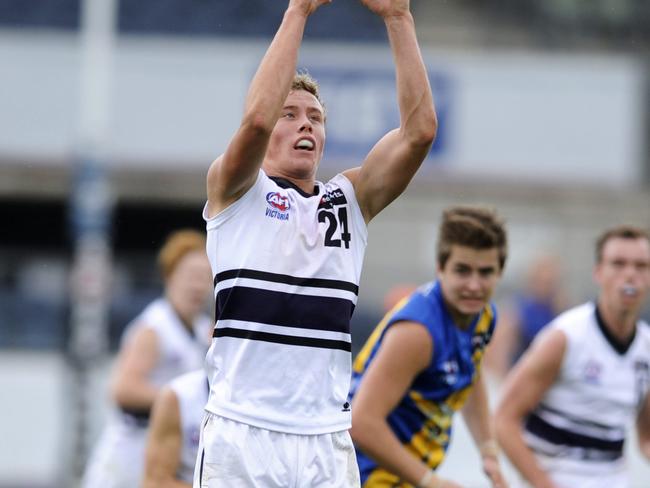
[319, 207, 351, 248]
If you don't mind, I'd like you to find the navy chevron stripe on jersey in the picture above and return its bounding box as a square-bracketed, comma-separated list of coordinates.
[214, 268, 359, 294]
[525, 412, 624, 455]
[537, 403, 624, 433]
[216, 286, 354, 334]
[213, 327, 351, 352]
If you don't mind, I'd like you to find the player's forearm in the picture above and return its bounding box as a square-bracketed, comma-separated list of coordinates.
[462, 376, 494, 447]
[243, 7, 309, 132]
[143, 473, 191, 488]
[496, 417, 554, 488]
[111, 379, 158, 410]
[384, 13, 437, 147]
[351, 417, 430, 486]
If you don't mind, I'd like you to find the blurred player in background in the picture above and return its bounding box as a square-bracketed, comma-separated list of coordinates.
[349, 206, 508, 488]
[82, 230, 212, 488]
[143, 369, 209, 488]
[496, 225, 650, 488]
[485, 254, 567, 379]
[197, 0, 437, 485]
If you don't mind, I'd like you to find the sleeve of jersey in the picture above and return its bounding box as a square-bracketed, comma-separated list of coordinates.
[547, 308, 578, 376]
[330, 173, 368, 246]
[386, 295, 439, 350]
[202, 169, 266, 229]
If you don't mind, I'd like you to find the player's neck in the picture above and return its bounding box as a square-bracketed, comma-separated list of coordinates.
[447, 306, 475, 331]
[263, 163, 317, 195]
[596, 299, 637, 343]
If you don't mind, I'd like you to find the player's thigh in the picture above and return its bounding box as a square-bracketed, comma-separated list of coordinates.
[194, 413, 289, 488]
[300, 430, 360, 488]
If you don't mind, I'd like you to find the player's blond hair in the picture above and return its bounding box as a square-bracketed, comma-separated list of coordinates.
[292, 71, 326, 116]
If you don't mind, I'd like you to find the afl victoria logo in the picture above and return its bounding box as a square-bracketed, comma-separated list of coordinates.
[266, 192, 290, 212]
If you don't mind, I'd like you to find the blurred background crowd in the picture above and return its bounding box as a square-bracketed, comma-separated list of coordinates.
[0, 0, 648, 486]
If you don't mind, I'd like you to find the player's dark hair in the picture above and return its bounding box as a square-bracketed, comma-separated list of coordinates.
[436, 206, 508, 270]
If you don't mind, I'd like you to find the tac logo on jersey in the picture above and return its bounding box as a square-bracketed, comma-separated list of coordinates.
[265, 192, 290, 221]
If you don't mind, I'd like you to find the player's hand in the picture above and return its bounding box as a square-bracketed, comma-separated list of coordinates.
[482, 456, 509, 488]
[421, 473, 464, 488]
[359, 0, 410, 19]
[289, 0, 332, 17]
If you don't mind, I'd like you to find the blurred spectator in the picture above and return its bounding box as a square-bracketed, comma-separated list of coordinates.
[485, 253, 567, 379]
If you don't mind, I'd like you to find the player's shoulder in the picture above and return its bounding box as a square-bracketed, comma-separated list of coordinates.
[389, 282, 440, 330]
[636, 319, 650, 343]
[550, 302, 594, 333]
[551, 302, 596, 327]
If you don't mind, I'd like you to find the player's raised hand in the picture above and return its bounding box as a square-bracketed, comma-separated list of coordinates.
[359, 0, 409, 19]
[289, 0, 332, 17]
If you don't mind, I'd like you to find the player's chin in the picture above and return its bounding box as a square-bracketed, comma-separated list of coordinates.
[458, 299, 486, 314]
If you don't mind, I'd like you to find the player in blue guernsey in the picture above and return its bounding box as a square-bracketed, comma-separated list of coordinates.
[349, 206, 509, 488]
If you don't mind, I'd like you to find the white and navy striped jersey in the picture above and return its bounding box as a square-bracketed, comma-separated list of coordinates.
[168, 370, 209, 484]
[203, 169, 368, 434]
[524, 302, 650, 479]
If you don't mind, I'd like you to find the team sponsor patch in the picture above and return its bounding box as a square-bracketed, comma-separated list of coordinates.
[318, 188, 347, 209]
[265, 191, 290, 220]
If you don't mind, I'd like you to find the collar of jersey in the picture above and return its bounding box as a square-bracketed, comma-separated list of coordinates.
[269, 175, 320, 198]
[594, 303, 636, 355]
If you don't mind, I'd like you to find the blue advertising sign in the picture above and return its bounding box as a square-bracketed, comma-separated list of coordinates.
[308, 67, 451, 166]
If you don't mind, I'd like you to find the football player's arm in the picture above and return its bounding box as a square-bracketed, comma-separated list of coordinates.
[350, 322, 461, 488]
[142, 387, 191, 488]
[494, 328, 566, 488]
[460, 372, 507, 488]
[637, 389, 650, 460]
[344, 1, 437, 224]
[206, 0, 330, 217]
[111, 326, 159, 410]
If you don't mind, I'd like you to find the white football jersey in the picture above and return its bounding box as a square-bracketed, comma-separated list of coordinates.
[203, 169, 368, 434]
[524, 302, 650, 485]
[122, 298, 212, 392]
[168, 370, 209, 484]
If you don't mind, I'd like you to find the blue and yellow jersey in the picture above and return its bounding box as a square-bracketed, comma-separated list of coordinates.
[349, 281, 497, 487]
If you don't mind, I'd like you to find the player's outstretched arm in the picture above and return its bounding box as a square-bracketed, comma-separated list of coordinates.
[143, 387, 190, 488]
[345, 0, 437, 223]
[460, 373, 508, 488]
[637, 390, 650, 460]
[494, 328, 566, 488]
[206, 0, 331, 217]
[350, 322, 461, 488]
